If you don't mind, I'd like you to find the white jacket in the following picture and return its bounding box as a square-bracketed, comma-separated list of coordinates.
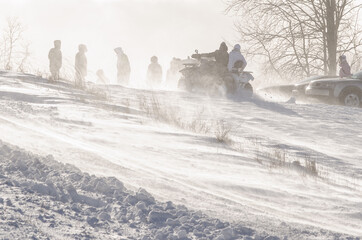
[228, 47, 247, 71]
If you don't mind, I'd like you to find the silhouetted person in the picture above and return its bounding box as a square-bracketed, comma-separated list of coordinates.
[194, 42, 229, 75]
[114, 47, 131, 85]
[166, 57, 182, 86]
[147, 56, 162, 87]
[228, 44, 247, 72]
[339, 55, 352, 78]
[48, 40, 62, 81]
[75, 44, 87, 88]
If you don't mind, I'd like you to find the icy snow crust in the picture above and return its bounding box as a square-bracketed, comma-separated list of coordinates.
[0, 141, 258, 239]
[0, 72, 361, 239]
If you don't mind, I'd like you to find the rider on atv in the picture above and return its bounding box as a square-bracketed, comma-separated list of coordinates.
[191, 42, 229, 76]
[228, 44, 247, 73]
[179, 42, 253, 96]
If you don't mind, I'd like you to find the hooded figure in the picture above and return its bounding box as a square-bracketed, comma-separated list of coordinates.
[166, 57, 182, 86]
[147, 56, 162, 86]
[202, 42, 229, 66]
[197, 42, 229, 75]
[339, 55, 351, 78]
[75, 44, 88, 88]
[114, 47, 131, 85]
[228, 44, 247, 72]
[48, 40, 62, 81]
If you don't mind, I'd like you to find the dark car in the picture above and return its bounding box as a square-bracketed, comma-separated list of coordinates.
[292, 75, 338, 99]
[259, 75, 337, 100]
[304, 71, 362, 107]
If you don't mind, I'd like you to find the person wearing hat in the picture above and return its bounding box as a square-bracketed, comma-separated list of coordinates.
[228, 44, 247, 72]
[48, 40, 62, 81]
[114, 47, 131, 85]
[147, 56, 163, 87]
[192, 42, 229, 75]
[339, 55, 352, 78]
[75, 44, 88, 88]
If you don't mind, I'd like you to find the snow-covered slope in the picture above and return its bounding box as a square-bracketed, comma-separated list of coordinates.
[0, 140, 260, 240]
[0, 72, 361, 239]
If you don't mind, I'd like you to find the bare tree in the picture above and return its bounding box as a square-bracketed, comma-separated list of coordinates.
[2, 17, 25, 70]
[226, 0, 362, 80]
[17, 42, 31, 73]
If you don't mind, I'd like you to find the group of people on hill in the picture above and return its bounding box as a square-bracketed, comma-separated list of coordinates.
[48, 40, 90, 88]
[48, 39, 250, 88]
[95, 47, 132, 85]
[48, 40, 166, 87]
[48, 39, 353, 88]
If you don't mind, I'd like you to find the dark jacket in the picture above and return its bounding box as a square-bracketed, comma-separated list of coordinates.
[202, 42, 229, 68]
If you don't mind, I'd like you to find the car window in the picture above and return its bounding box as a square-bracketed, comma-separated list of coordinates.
[352, 71, 362, 79]
[296, 76, 321, 84]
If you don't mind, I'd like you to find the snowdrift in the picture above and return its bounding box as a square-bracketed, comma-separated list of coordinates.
[0, 140, 259, 239]
[0, 72, 361, 239]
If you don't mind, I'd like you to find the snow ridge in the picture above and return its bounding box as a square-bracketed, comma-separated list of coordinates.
[0, 140, 265, 240]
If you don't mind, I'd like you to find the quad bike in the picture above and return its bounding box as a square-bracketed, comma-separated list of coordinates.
[178, 50, 254, 97]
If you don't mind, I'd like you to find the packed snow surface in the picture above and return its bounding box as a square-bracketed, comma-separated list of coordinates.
[0, 140, 261, 240]
[0, 72, 361, 239]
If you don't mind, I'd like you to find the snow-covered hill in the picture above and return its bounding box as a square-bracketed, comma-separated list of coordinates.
[0, 72, 361, 239]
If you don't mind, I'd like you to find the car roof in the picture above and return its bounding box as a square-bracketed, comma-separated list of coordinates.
[295, 75, 338, 84]
[352, 70, 362, 79]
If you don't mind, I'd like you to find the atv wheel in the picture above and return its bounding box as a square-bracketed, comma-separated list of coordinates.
[223, 75, 237, 94]
[206, 82, 224, 96]
[241, 83, 253, 98]
[245, 83, 253, 93]
[178, 77, 192, 91]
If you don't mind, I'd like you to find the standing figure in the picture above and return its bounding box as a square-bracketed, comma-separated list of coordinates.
[48, 40, 62, 81]
[75, 44, 88, 88]
[114, 47, 131, 85]
[339, 55, 352, 78]
[147, 56, 162, 87]
[166, 57, 182, 87]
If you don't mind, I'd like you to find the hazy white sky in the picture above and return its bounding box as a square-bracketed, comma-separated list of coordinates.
[2, 0, 360, 85]
[0, 0, 238, 85]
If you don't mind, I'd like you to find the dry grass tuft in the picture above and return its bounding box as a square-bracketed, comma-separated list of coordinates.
[85, 85, 109, 101]
[214, 120, 232, 144]
[137, 95, 212, 135]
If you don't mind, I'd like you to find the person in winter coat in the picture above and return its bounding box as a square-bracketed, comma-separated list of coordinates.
[75, 44, 88, 88]
[147, 56, 162, 87]
[114, 47, 131, 85]
[339, 55, 352, 78]
[48, 40, 62, 81]
[166, 57, 182, 87]
[194, 42, 229, 75]
[228, 44, 247, 72]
